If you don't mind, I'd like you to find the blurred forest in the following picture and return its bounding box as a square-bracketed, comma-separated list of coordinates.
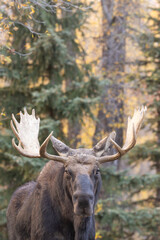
[0, 0, 160, 239]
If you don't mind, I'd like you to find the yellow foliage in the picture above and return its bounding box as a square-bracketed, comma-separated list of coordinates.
[80, 116, 96, 148]
[105, 113, 111, 118]
[25, 43, 31, 50]
[95, 231, 102, 239]
[0, 55, 12, 64]
[62, 119, 68, 136]
[13, 27, 18, 31]
[45, 30, 51, 36]
[95, 203, 103, 214]
[21, 4, 27, 7]
[30, 7, 35, 14]
[61, 80, 66, 92]
[5, 56, 12, 63]
[9, 2, 15, 7]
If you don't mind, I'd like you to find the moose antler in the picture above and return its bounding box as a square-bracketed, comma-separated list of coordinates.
[97, 106, 147, 163]
[11, 108, 67, 163]
[11, 106, 147, 165]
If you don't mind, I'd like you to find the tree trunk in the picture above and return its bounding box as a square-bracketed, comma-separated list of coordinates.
[93, 0, 127, 168]
[62, 11, 81, 148]
[155, 108, 160, 206]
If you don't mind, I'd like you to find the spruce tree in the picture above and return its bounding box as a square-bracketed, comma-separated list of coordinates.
[138, 6, 160, 203]
[95, 166, 160, 239]
[0, 1, 100, 239]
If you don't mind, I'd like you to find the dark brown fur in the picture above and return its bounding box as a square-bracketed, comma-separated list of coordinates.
[7, 157, 102, 240]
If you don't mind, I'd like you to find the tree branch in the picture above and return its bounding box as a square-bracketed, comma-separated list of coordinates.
[101, 0, 114, 25]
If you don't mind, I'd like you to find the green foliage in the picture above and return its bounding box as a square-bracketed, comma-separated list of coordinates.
[138, 7, 160, 128]
[96, 8, 160, 239]
[96, 166, 160, 239]
[138, 6, 160, 185]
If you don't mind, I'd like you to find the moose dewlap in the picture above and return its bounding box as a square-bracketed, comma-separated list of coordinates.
[7, 106, 147, 240]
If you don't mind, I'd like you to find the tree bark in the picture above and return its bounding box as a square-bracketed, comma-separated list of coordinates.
[155, 108, 160, 206]
[93, 0, 127, 168]
[62, 11, 81, 148]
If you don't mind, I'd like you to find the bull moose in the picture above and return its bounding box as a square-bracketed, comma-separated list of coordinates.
[7, 106, 147, 240]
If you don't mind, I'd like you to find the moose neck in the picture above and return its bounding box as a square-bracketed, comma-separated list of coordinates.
[74, 215, 95, 240]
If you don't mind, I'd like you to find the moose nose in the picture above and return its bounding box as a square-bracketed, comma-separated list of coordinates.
[73, 192, 94, 204]
[73, 192, 94, 216]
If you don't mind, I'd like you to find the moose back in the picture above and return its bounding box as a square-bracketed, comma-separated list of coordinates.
[7, 107, 146, 240]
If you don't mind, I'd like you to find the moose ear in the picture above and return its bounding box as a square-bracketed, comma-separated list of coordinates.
[50, 136, 70, 157]
[93, 132, 116, 157]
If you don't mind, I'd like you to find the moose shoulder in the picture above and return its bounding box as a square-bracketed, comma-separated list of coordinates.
[7, 107, 147, 240]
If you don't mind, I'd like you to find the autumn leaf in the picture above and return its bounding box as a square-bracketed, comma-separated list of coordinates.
[25, 43, 31, 50]
[95, 203, 103, 214]
[45, 30, 51, 36]
[95, 232, 102, 239]
[13, 27, 18, 31]
[6, 56, 12, 63]
[10, 2, 15, 7]
[30, 7, 35, 14]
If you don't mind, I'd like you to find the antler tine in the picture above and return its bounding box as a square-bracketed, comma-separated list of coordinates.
[40, 132, 68, 163]
[10, 118, 20, 141]
[98, 106, 147, 164]
[133, 105, 147, 134]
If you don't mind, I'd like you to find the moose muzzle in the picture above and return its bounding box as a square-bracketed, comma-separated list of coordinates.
[73, 174, 94, 216]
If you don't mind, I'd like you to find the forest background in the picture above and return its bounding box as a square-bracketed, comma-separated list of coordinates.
[0, 0, 160, 239]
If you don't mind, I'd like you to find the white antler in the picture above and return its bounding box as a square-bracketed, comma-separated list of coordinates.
[11, 107, 147, 164]
[11, 108, 67, 163]
[11, 108, 41, 158]
[98, 106, 147, 163]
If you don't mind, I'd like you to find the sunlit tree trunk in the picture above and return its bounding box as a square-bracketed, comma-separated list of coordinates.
[93, 0, 128, 168]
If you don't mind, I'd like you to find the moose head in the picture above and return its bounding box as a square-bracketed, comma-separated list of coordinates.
[10, 106, 147, 220]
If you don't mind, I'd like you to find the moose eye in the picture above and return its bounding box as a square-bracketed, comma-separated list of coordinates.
[65, 169, 69, 174]
[95, 169, 100, 175]
[64, 169, 72, 178]
[94, 168, 100, 175]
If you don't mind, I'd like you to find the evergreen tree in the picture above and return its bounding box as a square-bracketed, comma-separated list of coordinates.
[95, 6, 160, 240]
[0, 1, 100, 239]
[95, 166, 160, 240]
[138, 6, 160, 202]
